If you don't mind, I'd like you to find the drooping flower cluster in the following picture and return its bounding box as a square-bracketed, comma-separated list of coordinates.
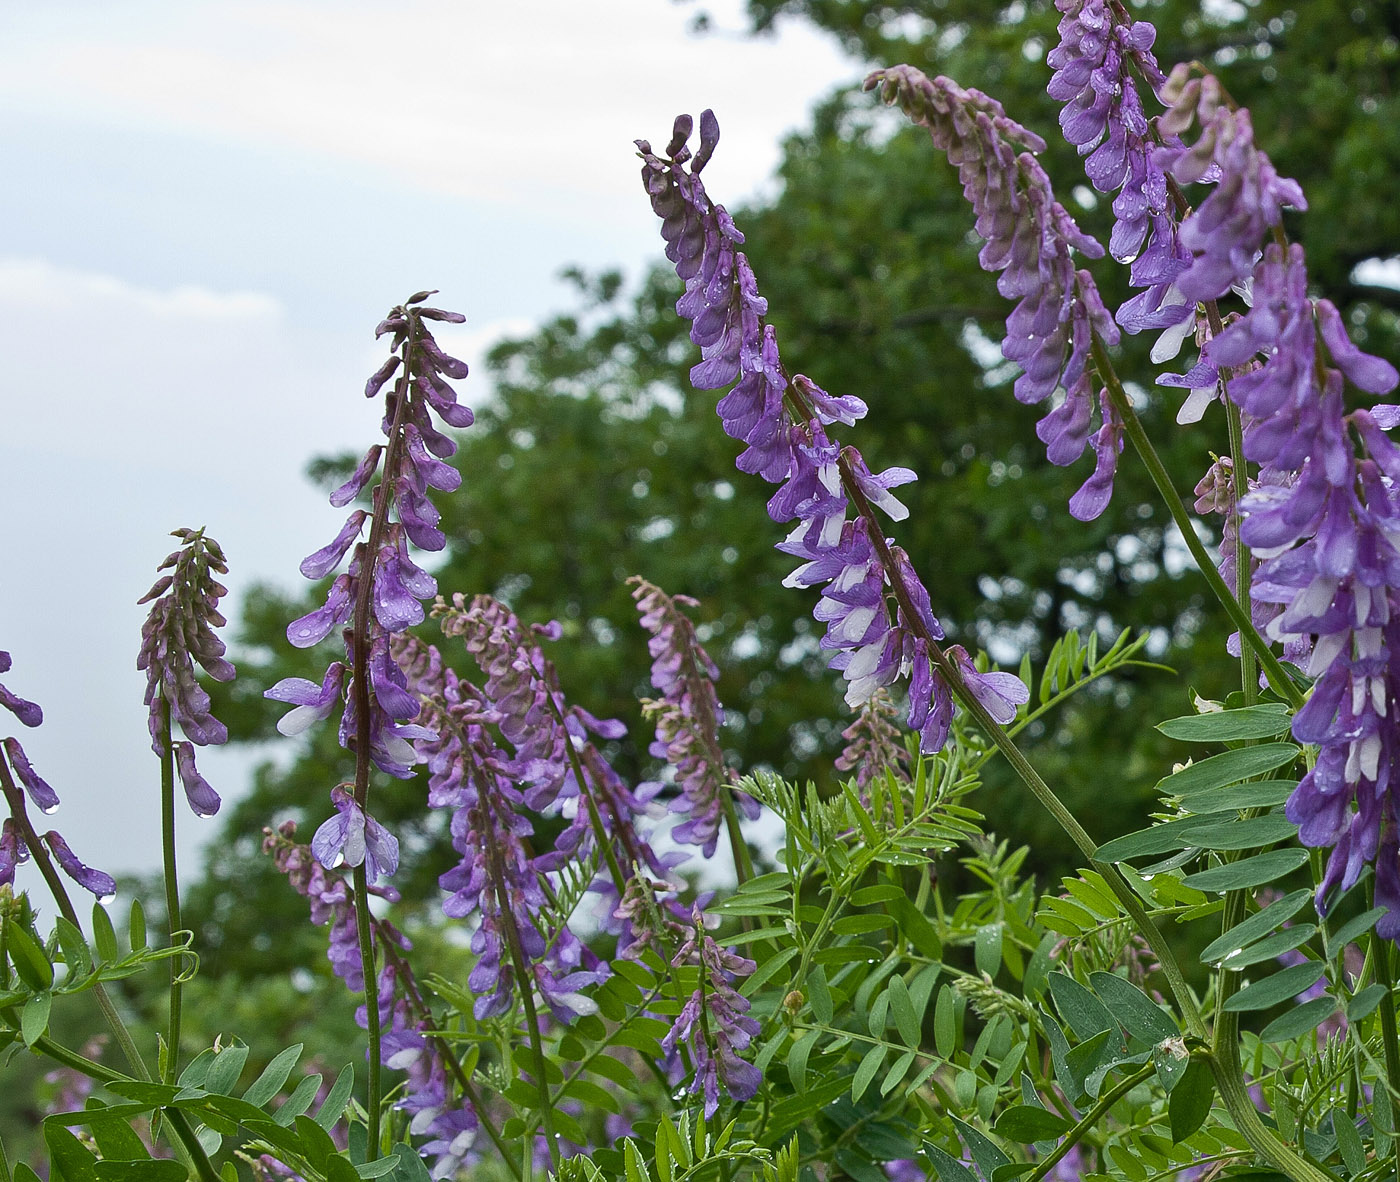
[266, 293, 474, 880]
[629, 576, 759, 858]
[136, 528, 235, 816]
[662, 907, 761, 1118]
[639, 113, 1028, 753]
[0, 652, 115, 899]
[865, 66, 1124, 521]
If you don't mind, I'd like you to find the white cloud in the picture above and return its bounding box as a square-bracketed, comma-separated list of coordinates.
[0, 257, 281, 320]
[0, 0, 855, 209]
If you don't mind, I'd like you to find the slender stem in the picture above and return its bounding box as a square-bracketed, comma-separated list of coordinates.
[349, 865, 382, 1157]
[720, 792, 755, 885]
[157, 695, 183, 1083]
[1204, 1050, 1340, 1182]
[1026, 1064, 1155, 1182]
[1372, 927, 1400, 1180]
[344, 307, 423, 1157]
[1090, 337, 1303, 708]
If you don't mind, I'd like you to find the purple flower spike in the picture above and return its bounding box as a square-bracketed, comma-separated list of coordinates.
[865, 65, 1125, 514]
[0, 653, 42, 728]
[3, 738, 60, 814]
[137, 529, 234, 813]
[174, 741, 221, 818]
[312, 786, 400, 881]
[43, 830, 116, 900]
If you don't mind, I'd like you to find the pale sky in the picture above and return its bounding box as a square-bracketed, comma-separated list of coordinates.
[0, 1, 856, 885]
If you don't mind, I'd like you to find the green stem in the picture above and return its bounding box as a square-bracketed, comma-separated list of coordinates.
[1089, 336, 1304, 710]
[351, 863, 382, 1157]
[1205, 1051, 1340, 1182]
[721, 790, 755, 885]
[157, 695, 183, 1084]
[1026, 1064, 1155, 1182]
[1372, 929, 1400, 1180]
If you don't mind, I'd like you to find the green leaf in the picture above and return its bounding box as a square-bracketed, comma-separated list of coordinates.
[888, 975, 921, 1047]
[1168, 1060, 1214, 1142]
[786, 1030, 818, 1093]
[806, 966, 833, 1025]
[992, 1105, 1072, 1142]
[92, 1162, 188, 1182]
[5, 918, 53, 991]
[243, 1044, 303, 1108]
[128, 900, 146, 953]
[315, 1064, 355, 1131]
[1157, 705, 1293, 742]
[852, 1044, 887, 1102]
[934, 986, 956, 1060]
[1176, 812, 1298, 851]
[1063, 1029, 1116, 1098]
[1089, 973, 1177, 1045]
[21, 990, 51, 1046]
[1047, 974, 1115, 1041]
[294, 1115, 337, 1173]
[274, 1073, 323, 1125]
[44, 1125, 98, 1182]
[1334, 1109, 1366, 1177]
[1177, 780, 1297, 812]
[851, 884, 905, 906]
[1182, 849, 1309, 893]
[975, 924, 1003, 977]
[1200, 889, 1313, 963]
[1155, 744, 1299, 796]
[880, 1049, 916, 1096]
[92, 904, 118, 963]
[1222, 963, 1325, 1012]
[1259, 997, 1337, 1043]
[924, 1145, 979, 1182]
[1328, 906, 1388, 956]
[1217, 925, 1315, 971]
[203, 1043, 249, 1095]
[1348, 983, 1388, 1022]
[54, 917, 93, 979]
[950, 1117, 1009, 1182]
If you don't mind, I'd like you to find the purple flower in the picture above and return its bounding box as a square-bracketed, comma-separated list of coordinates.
[266, 662, 347, 736]
[0, 818, 29, 888]
[3, 738, 59, 814]
[0, 652, 41, 728]
[312, 785, 400, 881]
[136, 529, 235, 814]
[43, 830, 116, 900]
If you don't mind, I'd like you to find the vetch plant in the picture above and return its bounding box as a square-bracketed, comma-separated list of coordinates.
[5, 7, 1400, 1182]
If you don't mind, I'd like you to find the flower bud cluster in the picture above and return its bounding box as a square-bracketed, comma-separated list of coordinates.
[267, 294, 473, 880]
[137, 528, 234, 816]
[865, 66, 1124, 522]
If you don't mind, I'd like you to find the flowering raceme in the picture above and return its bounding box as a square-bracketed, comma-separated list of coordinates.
[137, 528, 235, 817]
[637, 113, 1028, 755]
[864, 66, 1124, 522]
[266, 292, 473, 880]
